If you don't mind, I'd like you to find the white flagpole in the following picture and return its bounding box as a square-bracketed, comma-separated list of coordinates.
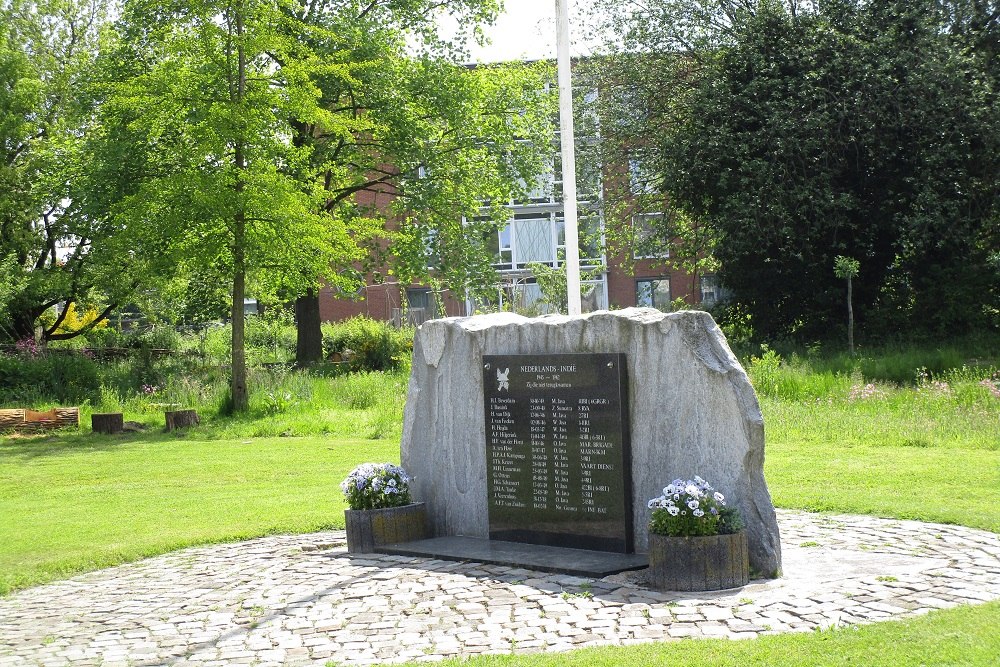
[556, 0, 582, 316]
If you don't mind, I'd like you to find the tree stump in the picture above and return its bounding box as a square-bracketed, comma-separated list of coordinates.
[92, 413, 124, 435]
[165, 409, 199, 431]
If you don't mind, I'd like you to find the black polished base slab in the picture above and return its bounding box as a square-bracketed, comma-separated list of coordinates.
[377, 537, 648, 577]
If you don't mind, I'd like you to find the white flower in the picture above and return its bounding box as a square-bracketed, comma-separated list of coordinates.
[687, 499, 699, 510]
[667, 505, 680, 516]
[714, 492, 725, 503]
[693, 509, 705, 517]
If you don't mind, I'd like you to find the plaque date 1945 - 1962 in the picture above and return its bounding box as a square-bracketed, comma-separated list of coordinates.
[483, 353, 633, 553]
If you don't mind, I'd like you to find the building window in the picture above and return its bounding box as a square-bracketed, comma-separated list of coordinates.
[636, 278, 671, 310]
[496, 276, 608, 315]
[700, 275, 729, 307]
[488, 212, 603, 272]
[424, 229, 438, 269]
[633, 213, 669, 260]
[629, 158, 659, 195]
[406, 288, 432, 312]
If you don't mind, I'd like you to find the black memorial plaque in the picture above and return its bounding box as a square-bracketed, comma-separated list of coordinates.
[483, 353, 632, 553]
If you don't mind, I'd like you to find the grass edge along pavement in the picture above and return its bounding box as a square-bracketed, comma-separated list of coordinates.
[383, 601, 1000, 667]
[2, 393, 997, 596]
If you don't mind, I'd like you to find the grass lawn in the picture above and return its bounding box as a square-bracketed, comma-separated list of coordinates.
[0, 431, 398, 595]
[763, 398, 1000, 533]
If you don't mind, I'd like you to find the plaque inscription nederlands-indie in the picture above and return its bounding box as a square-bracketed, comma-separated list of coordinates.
[483, 353, 632, 553]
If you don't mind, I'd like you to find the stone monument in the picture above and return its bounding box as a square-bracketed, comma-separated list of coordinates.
[400, 308, 782, 577]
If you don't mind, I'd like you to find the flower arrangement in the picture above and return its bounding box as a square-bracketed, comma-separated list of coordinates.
[340, 462, 412, 511]
[648, 476, 743, 537]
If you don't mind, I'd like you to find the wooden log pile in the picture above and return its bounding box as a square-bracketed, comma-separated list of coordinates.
[0, 407, 80, 433]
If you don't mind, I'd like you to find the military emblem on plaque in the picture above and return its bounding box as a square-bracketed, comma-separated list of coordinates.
[496, 367, 510, 392]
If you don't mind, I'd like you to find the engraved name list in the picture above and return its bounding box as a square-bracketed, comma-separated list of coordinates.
[483, 353, 633, 553]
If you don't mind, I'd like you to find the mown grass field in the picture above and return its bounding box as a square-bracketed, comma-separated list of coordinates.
[0, 434, 394, 595]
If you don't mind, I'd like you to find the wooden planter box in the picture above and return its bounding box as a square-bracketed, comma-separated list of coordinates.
[648, 531, 749, 591]
[344, 502, 428, 554]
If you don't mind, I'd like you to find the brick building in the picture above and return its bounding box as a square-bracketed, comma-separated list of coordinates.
[316, 89, 723, 325]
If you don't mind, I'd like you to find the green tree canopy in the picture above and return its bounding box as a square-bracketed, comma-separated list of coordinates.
[1, 0, 110, 342]
[590, 0, 1000, 341]
[80, 0, 553, 407]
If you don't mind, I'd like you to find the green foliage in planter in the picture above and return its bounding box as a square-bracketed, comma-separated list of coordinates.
[648, 477, 740, 537]
[717, 505, 744, 535]
[340, 462, 413, 510]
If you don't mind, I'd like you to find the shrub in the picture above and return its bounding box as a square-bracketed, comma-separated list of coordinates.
[78, 325, 182, 352]
[746, 346, 782, 398]
[0, 353, 100, 405]
[194, 314, 297, 365]
[321, 317, 413, 372]
[711, 301, 754, 355]
[244, 312, 296, 363]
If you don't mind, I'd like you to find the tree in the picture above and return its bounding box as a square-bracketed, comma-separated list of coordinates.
[589, 0, 1000, 341]
[0, 0, 113, 342]
[834, 255, 859, 354]
[89, 0, 553, 408]
[280, 33, 554, 364]
[0, 255, 24, 321]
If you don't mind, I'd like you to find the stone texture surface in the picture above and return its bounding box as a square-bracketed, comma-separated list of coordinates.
[1, 511, 999, 666]
[401, 308, 781, 575]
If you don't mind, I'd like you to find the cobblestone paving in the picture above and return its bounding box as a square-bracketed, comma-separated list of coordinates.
[2, 510, 999, 666]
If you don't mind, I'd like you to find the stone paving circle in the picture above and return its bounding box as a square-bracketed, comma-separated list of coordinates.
[1, 509, 999, 666]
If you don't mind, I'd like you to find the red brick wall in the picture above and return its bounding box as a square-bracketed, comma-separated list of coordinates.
[314, 152, 709, 322]
[606, 255, 701, 310]
[317, 281, 469, 324]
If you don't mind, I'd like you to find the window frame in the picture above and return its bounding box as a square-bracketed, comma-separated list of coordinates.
[635, 277, 671, 311]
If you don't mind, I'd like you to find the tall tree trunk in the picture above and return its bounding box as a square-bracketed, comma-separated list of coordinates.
[231, 220, 248, 412]
[295, 287, 323, 367]
[846, 275, 854, 355]
[229, 8, 249, 413]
